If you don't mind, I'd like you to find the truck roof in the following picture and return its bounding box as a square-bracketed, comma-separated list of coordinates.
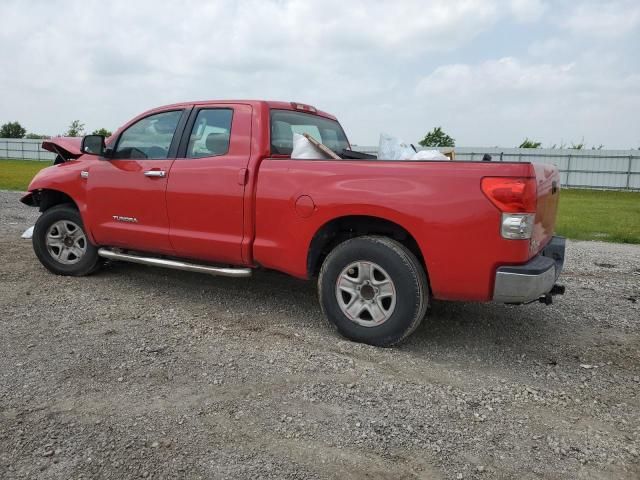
[144, 100, 338, 121]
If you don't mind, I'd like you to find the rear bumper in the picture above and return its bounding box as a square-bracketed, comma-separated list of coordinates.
[493, 236, 565, 304]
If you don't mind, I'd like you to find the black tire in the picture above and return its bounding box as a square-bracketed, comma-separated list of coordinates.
[318, 236, 429, 347]
[32, 204, 101, 276]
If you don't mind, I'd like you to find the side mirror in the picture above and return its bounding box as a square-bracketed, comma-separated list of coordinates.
[81, 135, 106, 156]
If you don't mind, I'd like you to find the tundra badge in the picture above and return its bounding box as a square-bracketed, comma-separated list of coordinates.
[112, 215, 138, 223]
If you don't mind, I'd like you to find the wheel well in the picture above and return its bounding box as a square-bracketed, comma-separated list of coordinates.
[31, 189, 78, 212]
[307, 215, 426, 277]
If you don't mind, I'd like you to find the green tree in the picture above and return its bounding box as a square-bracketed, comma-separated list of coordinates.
[418, 126, 455, 147]
[25, 133, 50, 139]
[92, 128, 113, 137]
[0, 121, 26, 138]
[519, 138, 542, 148]
[65, 120, 85, 137]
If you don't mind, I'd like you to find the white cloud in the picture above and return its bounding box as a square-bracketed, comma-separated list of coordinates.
[509, 0, 547, 23]
[528, 37, 570, 57]
[0, 0, 638, 147]
[413, 56, 640, 147]
[562, 1, 640, 38]
[0, 0, 511, 135]
[416, 57, 575, 96]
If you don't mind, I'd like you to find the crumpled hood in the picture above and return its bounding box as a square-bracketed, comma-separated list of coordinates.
[42, 137, 83, 160]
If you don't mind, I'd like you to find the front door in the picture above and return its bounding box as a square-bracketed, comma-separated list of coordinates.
[166, 104, 252, 265]
[86, 109, 186, 254]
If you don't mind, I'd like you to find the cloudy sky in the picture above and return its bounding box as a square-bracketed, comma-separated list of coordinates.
[1, 0, 639, 148]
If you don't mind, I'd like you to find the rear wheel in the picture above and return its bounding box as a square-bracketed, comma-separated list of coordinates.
[32, 205, 100, 276]
[318, 236, 428, 346]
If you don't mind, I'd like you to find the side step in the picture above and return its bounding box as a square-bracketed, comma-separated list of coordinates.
[97, 248, 252, 278]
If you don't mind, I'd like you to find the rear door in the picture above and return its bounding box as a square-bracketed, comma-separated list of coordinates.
[86, 109, 189, 254]
[166, 104, 252, 265]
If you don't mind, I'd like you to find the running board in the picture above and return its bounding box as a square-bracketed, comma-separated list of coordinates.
[97, 248, 252, 278]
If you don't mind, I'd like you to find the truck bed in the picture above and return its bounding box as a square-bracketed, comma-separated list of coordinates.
[252, 158, 558, 302]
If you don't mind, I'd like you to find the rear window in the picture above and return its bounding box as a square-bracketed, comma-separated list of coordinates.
[270, 109, 349, 156]
[187, 109, 233, 158]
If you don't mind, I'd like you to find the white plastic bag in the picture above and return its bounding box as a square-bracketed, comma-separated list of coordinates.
[377, 133, 415, 160]
[410, 150, 449, 161]
[21, 226, 34, 239]
[291, 133, 330, 159]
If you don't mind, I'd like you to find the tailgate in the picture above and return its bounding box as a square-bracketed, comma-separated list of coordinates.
[531, 163, 560, 256]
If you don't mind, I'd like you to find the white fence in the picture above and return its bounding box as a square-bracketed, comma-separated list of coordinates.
[0, 138, 57, 161]
[2, 138, 639, 190]
[351, 145, 640, 191]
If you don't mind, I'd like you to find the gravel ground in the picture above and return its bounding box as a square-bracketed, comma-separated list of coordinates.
[0, 189, 638, 480]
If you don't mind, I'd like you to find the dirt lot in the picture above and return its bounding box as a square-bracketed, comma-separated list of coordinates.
[0, 190, 638, 479]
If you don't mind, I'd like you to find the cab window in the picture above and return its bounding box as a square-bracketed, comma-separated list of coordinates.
[113, 110, 182, 159]
[187, 109, 233, 158]
[270, 109, 349, 156]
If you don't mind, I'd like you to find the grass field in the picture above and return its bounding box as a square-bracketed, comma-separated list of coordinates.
[555, 188, 640, 244]
[1, 159, 639, 244]
[0, 159, 49, 191]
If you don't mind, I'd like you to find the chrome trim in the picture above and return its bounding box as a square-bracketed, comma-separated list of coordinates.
[112, 215, 138, 223]
[143, 170, 166, 177]
[493, 235, 565, 304]
[97, 249, 252, 278]
[493, 266, 556, 303]
[80, 170, 89, 179]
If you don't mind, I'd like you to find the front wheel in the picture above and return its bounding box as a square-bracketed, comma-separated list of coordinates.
[32, 204, 101, 276]
[318, 236, 429, 347]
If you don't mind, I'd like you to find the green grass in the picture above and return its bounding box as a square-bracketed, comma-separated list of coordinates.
[556, 189, 640, 244]
[1, 159, 639, 244]
[0, 159, 49, 191]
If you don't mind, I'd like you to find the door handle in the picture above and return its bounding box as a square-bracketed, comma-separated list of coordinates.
[144, 170, 166, 178]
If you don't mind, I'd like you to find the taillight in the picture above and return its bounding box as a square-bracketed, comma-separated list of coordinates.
[482, 177, 537, 240]
[501, 213, 534, 239]
[481, 177, 536, 213]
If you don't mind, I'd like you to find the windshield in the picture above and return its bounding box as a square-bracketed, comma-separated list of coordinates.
[270, 109, 349, 156]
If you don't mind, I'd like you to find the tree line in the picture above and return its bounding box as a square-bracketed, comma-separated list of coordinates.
[418, 127, 619, 150]
[0, 120, 112, 139]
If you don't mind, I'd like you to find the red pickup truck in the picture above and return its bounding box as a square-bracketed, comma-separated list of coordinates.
[22, 100, 565, 346]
